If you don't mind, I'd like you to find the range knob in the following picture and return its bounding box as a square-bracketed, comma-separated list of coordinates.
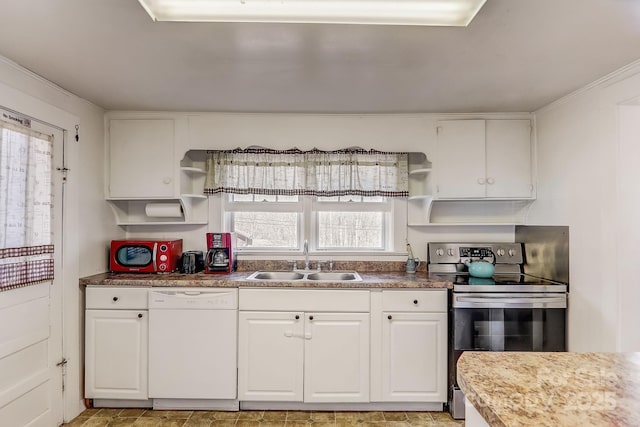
[508, 249, 516, 257]
[436, 249, 444, 256]
[495, 249, 505, 257]
[447, 248, 455, 256]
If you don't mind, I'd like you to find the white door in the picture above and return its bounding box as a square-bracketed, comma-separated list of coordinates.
[435, 120, 486, 198]
[304, 313, 370, 403]
[108, 119, 175, 198]
[485, 120, 533, 198]
[0, 123, 64, 426]
[238, 311, 304, 401]
[84, 310, 148, 400]
[381, 312, 447, 402]
[616, 105, 640, 352]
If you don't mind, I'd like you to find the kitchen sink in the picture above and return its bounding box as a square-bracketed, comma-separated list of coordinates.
[246, 271, 362, 282]
[306, 272, 362, 281]
[248, 271, 305, 281]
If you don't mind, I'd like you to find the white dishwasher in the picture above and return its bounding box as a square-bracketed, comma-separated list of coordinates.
[148, 288, 238, 410]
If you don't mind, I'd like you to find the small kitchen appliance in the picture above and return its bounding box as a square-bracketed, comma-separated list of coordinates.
[110, 239, 183, 273]
[205, 232, 236, 274]
[428, 241, 568, 420]
[181, 251, 204, 274]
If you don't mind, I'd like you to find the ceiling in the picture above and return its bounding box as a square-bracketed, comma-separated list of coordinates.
[1, 0, 640, 113]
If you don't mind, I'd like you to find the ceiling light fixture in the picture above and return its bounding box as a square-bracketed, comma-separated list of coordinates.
[137, 0, 487, 26]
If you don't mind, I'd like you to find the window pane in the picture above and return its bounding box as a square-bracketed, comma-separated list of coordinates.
[232, 212, 298, 249]
[231, 194, 254, 202]
[231, 194, 299, 203]
[317, 195, 385, 203]
[277, 195, 299, 202]
[317, 212, 384, 249]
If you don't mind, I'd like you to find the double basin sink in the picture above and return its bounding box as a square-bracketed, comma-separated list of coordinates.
[246, 271, 362, 282]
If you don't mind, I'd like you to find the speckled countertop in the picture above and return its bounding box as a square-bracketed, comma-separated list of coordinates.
[457, 351, 640, 427]
[79, 270, 452, 289]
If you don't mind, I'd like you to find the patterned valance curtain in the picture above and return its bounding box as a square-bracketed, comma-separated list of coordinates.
[204, 148, 409, 197]
[0, 120, 54, 292]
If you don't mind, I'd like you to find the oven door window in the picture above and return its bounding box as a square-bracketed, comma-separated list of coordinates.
[454, 307, 566, 352]
[116, 245, 153, 267]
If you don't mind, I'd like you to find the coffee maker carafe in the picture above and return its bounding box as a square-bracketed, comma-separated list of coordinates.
[205, 232, 236, 274]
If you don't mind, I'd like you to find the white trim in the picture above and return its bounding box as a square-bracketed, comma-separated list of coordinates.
[0, 55, 98, 110]
[536, 58, 640, 115]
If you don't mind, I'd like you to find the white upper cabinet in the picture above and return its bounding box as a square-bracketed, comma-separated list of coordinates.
[434, 119, 533, 199]
[108, 119, 176, 199]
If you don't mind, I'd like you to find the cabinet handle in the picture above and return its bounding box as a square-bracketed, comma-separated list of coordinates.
[413, 299, 418, 305]
[309, 315, 314, 320]
[295, 315, 300, 320]
[138, 313, 143, 319]
[487, 177, 495, 185]
[112, 297, 119, 302]
[477, 178, 485, 185]
[388, 315, 393, 320]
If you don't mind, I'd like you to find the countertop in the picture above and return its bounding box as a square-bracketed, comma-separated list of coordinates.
[79, 271, 452, 289]
[457, 351, 640, 427]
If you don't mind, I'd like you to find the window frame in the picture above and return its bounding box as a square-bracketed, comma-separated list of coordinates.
[218, 193, 407, 255]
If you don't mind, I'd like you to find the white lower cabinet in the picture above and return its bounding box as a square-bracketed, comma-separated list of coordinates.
[238, 289, 370, 403]
[304, 312, 370, 403]
[381, 312, 447, 401]
[85, 287, 149, 401]
[371, 289, 448, 403]
[238, 311, 304, 401]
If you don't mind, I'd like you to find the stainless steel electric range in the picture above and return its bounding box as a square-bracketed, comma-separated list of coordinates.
[428, 242, 568, 420]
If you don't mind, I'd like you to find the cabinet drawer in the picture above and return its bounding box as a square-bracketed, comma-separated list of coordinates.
[86, 286, 149, 309]
[381, 290, 447, 312]
[240, 289, 370, 312]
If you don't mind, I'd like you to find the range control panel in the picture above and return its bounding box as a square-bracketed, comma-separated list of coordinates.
[428, 243, 524, 265]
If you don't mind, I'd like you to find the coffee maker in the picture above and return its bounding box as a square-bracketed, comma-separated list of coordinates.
[205, 232, 236, 274]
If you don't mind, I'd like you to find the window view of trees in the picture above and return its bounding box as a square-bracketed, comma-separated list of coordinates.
[317, 211, 384, 249]
[228, 194, 389, 251]
[233, 212, 298, 248]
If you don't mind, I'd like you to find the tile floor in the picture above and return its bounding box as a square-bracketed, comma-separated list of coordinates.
[62, 409, 465, 426]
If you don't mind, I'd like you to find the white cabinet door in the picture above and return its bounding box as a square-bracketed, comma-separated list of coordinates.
[85, 309, 148, 400]
[381, 312, 447, 402]
[108, 119, 175, 198]
[435, 120, 486, 198]
[435, 119, 533, 199]
[238, 311, 304, 402]
[304, 313, 370, 403]
[485, 119, 532, 198]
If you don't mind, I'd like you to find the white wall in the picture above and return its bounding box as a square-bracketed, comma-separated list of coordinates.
[112, 111, 530, 261]
[530, 61, 640, 352]
[0, 55, 119, 421]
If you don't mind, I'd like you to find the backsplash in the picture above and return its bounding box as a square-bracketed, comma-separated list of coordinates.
[236, 260, 426, 272]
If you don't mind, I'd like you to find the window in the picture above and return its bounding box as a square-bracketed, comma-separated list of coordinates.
[207, 148, 409, 254]
[223, 194, 402, 253]
[226, 194, 301, 249]
[314, 196, 388, 250]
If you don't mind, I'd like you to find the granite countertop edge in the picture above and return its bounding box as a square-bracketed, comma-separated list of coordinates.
[456, 351, 640, 427]
[79, 271, 452, 289]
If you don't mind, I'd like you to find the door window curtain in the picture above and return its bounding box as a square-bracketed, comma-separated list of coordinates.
[0, 120, 54, 292]
[204, 148, 409, 197]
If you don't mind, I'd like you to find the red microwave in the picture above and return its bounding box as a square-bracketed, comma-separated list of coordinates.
[110, 239, 183, 273]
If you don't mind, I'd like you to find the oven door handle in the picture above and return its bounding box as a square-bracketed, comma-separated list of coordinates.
[454, 295, 567, 308]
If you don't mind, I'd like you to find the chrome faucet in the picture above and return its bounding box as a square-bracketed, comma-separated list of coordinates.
[303, 239, 310, 270]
